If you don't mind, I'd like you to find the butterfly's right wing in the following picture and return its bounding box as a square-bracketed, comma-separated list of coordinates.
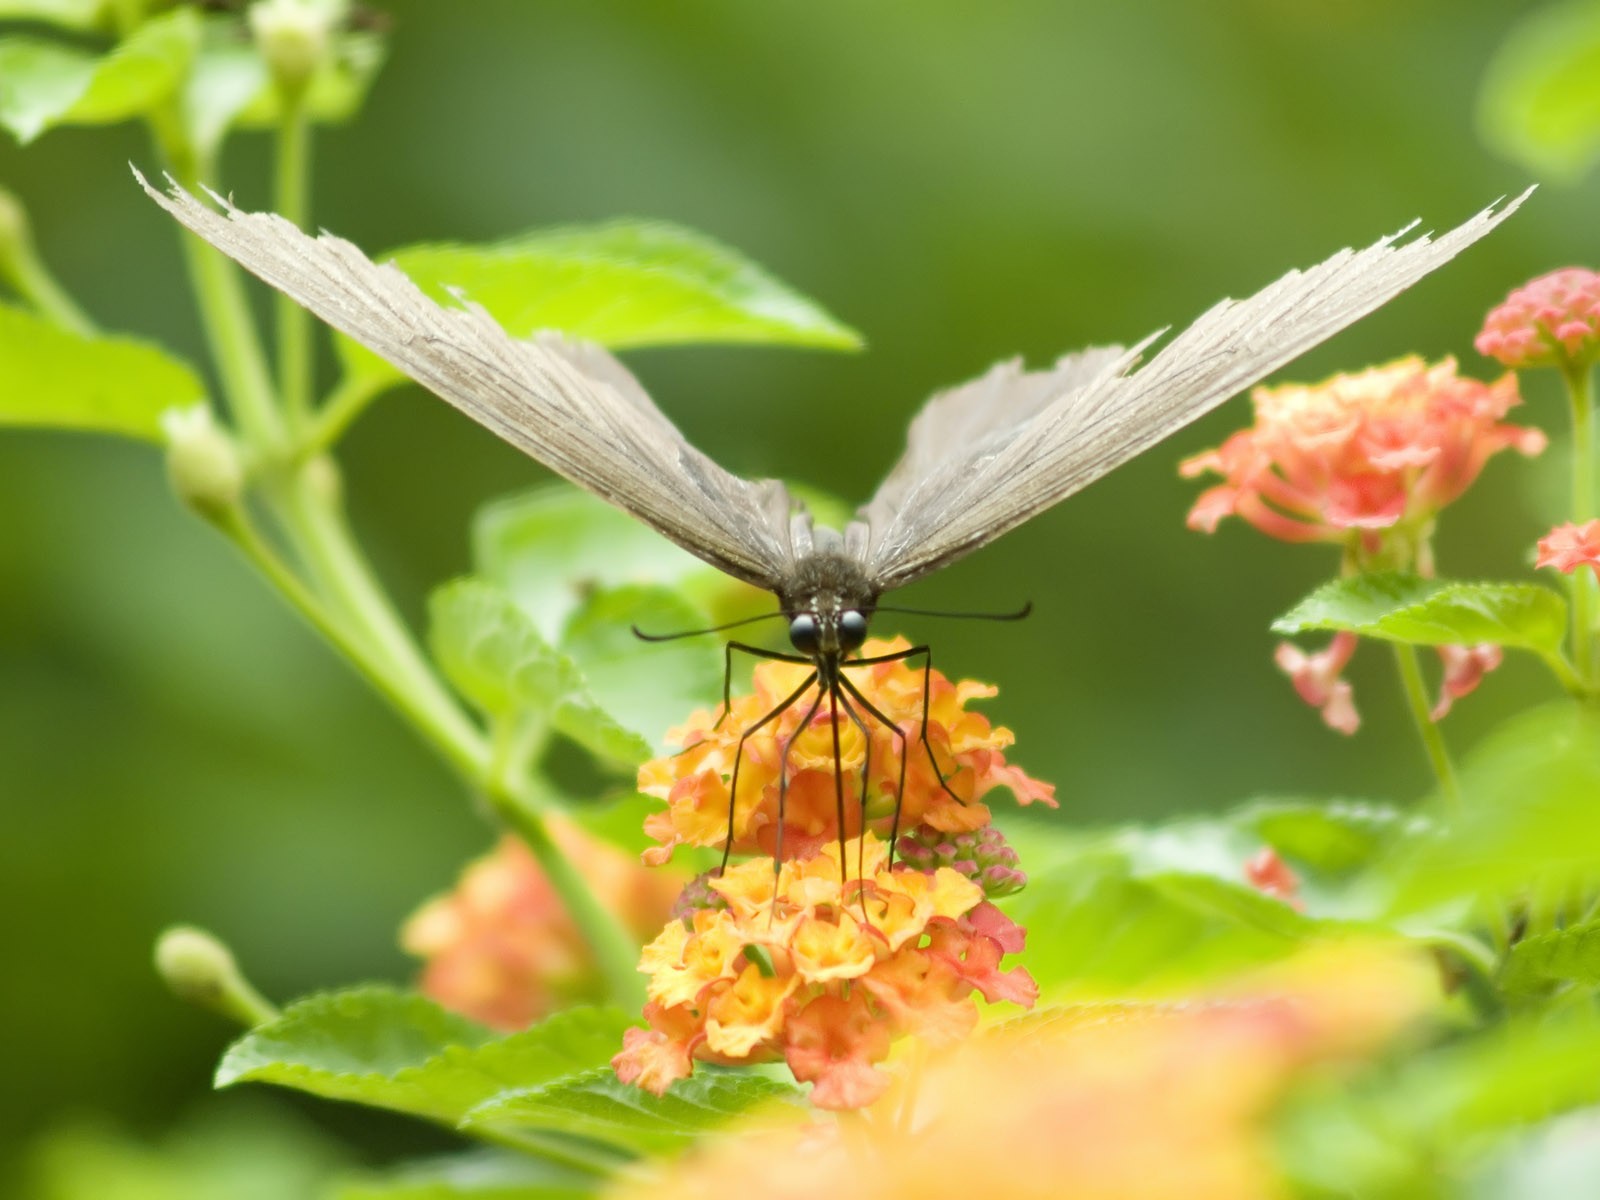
[138, 172, 798, 591]
[858, 191, 1530, 591]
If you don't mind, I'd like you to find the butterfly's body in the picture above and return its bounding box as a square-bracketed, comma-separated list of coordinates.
[136, 170, 1530, 867]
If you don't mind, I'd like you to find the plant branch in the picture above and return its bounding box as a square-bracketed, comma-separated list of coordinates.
[274, 100, 314, 430]
[1390, 642, 1461, 810]
[300, 374, 393, 458]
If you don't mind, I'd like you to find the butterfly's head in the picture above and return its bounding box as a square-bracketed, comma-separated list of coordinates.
[778, 550, 878, 664]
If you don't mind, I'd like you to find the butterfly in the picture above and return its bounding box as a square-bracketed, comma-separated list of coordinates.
[139, 170, 1527, 867]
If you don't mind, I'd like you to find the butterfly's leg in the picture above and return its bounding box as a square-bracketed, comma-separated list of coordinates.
[845, 645, 965, 810]
[827, 680, 849, 888]
[836, 670, 909, 871]
[721, 669, 817, 877]
[670, 643, 811, 766]
[773, 684, 827, 878]
[829, 682, 879, 902]
[708, 642, 810, 734]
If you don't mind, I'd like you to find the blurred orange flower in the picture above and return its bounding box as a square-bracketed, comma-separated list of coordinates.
[612, 833, 1036, 1110]
[403, 818, 683, 1031]
[1181, 357, 1542, 549]
[608, 942, 1435, 1200]
[1477, 267, 1600, 371]
[638, 637, 1055, 867]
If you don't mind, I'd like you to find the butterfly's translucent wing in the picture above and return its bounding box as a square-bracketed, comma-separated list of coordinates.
[137, 171, 799, 591]
[857, 190, 1532, 591]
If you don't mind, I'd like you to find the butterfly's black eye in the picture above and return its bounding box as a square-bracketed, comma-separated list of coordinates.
[839, 609, 868, 651]
[788, 614, 820, 656]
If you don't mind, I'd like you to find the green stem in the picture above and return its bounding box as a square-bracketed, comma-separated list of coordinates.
[270, 473, 645, 1006]
[488, 782, 647, 1011]
[158, 101, 643, 1011]
[274, 99, 314, 430]
[300, 375, 392, 459]
[1391, 642, 1462, 810]
[273, 467, 481, 752]
[215, 504, 483, 777]
[1565, 362, 1596, 684]
[150, 110, 285, 454]
[0, 206, 96, 336]
[221, 498, 644, 1005]
[1538, 648, 1587, 698]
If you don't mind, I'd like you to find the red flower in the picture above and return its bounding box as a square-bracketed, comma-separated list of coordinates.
[1536, 519, 1600, 579]
[1274, 633, 1360, 735]
[1431, 644, 1503, 721]
[1182, 358, 1543, 547]
[1477, 268, 1600, 371]
[1244, 848, 1303, 910]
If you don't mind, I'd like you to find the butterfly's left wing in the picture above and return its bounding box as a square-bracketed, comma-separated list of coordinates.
[857, 190, 1531, 592]
[137, 172, 800, 591]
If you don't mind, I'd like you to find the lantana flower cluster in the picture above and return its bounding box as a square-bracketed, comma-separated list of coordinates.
[618, 639, 1051, 1108]
[1476, 267, 1600, 371]
[403, 819, 682, 1031]
[639, 636, 1056, 866]
[613, 834, 1036, 1109]
[1183, 355, 1544, 733]
[1181, 356, 1542, 549]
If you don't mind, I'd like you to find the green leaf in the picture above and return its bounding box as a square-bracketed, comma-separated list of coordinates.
[1005, 853, 1309, 994]
[559, 586, 722, 756]
[1272, 572, 1567, 654]
[1479, 0, 1600, 181]
[0, 302, 206, 439]
[330, 1151, 598, 1200]
[463, 1067, 805, 1158]
[0, 8, 199, 143]
[1280, 1012, 1600, 1196]
[1007, 800, 1428, 995]
[474, 486, 734, 642]
[335, 219, 861, 395]
[1242, 799, 1427, 877]
[428, 579, 651, 765]
[1386, 702, 1600, 912]
[1500, 917, 1600, 997]
[217, 987, 633, 1130]
[0, 0, 107, 29]
[23, 1105, 344, 1200]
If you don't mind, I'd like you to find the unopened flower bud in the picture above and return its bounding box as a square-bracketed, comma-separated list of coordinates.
[162, 405, 244, 517]
[248, 0, 341, 95]
[896, 823, 1027, 898]
[671, 870, 731, 925]
[154, 925, 277, 1026]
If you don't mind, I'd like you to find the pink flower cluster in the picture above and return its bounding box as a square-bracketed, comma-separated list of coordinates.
[1477, 268, 1600, 371]
[1183, 357, 1543, 545]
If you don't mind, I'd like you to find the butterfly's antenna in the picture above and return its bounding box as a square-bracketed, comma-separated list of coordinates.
[632, 611, 788, 642]
[872, 601, 1034, 622]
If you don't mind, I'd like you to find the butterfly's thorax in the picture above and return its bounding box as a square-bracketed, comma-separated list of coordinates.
[777, 549, 878, 661]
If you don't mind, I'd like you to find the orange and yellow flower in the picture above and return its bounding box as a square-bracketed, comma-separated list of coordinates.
[638, 637, 1055, 867]
[612, 833, 1037, 1110]
[1181, 356, 1543, 548]
[403, 818, 683, 1031]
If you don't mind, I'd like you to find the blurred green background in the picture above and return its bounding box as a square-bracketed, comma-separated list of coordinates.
[1, 0, 1593, 1186]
